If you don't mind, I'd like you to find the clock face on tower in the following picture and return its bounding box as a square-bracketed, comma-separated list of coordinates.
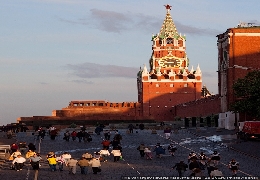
[166, 38, 173, 44]
[163, 58, 182, 67]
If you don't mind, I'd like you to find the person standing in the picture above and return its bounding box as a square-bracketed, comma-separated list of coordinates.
[71, 131, 77, 141]
[18, 142, 27, 155]
[67, 157, 78, 175]
[89, 157, 101, 174]
[164, 127, 171, 139]
[172, 160, 188, 177]
[12, 154, 26, 171]
[101, 139, 110, 150]
[128, 124, 134, 133]
[229, 159, 239, 177]
[29, 153, 42, 170]
[10, 143, 19, 154]
[137, 143, 145, 157]
[78, 157, 90, 175]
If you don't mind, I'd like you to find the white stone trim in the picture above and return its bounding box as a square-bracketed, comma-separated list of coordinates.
[228, 33, 260, 36]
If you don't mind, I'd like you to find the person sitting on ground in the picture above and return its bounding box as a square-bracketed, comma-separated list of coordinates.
[12, 154, 26, 171]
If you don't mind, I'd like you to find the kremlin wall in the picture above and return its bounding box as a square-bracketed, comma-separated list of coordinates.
[17, 5, 260, 130]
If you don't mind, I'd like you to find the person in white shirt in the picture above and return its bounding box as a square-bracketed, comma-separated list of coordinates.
[99, 148, 110, 162]
[12, 154, 26, 171]
[111, 146, 121, 162]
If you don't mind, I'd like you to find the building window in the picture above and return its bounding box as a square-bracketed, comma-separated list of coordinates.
[170, 84, 174, 87]
[156, 84, 160, 87]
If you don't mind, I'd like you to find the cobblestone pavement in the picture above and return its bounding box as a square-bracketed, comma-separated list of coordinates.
[0, 127, 260, 180]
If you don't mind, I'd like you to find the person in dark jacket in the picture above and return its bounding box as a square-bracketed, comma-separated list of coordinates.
[153, 143, 165, 158]
[172, 160, 188, 177]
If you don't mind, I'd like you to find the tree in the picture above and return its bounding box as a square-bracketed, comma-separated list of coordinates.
[231, 70, 260, 118]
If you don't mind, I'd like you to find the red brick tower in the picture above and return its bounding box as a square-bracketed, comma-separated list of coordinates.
[217, 24, 260, 128]
[137, 4, 202, 121]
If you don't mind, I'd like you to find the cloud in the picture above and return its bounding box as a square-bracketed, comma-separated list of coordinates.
[66, 62, 138, 79]
[58, 8, 221, 36]
[89, 9, 132, 33]
[70, 79, 94, 84]
[175, 22, 222, 36]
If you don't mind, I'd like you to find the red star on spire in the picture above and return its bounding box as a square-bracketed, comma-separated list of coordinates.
[164, 4, 172, 10]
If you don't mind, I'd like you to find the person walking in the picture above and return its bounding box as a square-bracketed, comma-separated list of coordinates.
[62, 152, 72, 166]
[99, 148, 110, 162]
[89, 157, 101, 174]
[56, 154, 65, 171]
[229, 159, 239, 177]
[211, 151, 220, 166]
[78, 157, 90, 175]
[47, 154, 57, 172]
[12, 154, 26, 171]
[137, 143, 145, 157]
[168, 143, 177, 156]
[67, 157, 78, 175]
[101, 139, 110, 150]
[172, 160, 188, 177]
[29, 153, 42, 170]
[111, 146, 122, 162]
[144, 147, 153, 160]
[153, 143, 165, 158]
[71, 131, 77, 141]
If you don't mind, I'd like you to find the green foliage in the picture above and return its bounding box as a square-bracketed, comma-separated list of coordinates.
[231, 70, 260, 118]
[69, 123, 77, 128]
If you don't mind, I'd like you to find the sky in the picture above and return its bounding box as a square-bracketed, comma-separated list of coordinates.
[0, 0, 259, 125]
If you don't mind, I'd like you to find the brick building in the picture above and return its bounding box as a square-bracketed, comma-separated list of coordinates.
[137, 4, 202, 121]
[217, 24, 260, 129]
[17, 5, 204, 127]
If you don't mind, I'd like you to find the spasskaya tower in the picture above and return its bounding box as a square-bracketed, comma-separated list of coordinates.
[137, 4, 202, 121]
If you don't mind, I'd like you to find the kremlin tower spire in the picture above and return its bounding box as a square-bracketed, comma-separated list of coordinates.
[136, 4, 202, 120]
